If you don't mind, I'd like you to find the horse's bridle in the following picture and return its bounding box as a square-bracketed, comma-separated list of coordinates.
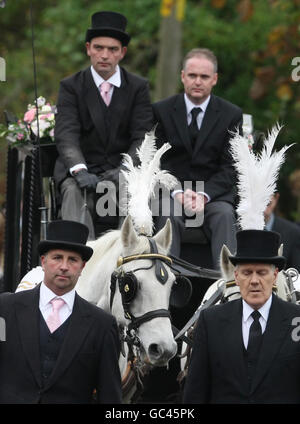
[110, 238, 173, 340]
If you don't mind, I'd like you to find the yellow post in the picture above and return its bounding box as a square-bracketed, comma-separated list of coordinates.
[155, 0, 186, 101]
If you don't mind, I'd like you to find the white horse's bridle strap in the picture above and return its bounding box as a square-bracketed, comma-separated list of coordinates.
[117, 253, 172, 268]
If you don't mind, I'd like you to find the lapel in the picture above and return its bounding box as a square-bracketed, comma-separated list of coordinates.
[84, 67, 108, 143]
[220, 300, 248, 388]
[15, 285, 42, 388]
[194, 95, 221, 154]
[250, 295, 291, 394]
[44, 293, 95, 390]
[172, 94, 193, 155]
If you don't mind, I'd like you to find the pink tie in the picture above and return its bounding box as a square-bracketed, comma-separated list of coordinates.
[100, 81, 111, 106]
[46, 298, 65, 333]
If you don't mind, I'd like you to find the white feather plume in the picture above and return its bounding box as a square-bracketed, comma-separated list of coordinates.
[121, 130, 178, 235]
[230, 124, 292, 230]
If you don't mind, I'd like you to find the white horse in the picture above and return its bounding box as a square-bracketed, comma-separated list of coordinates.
[77, 215, 177, 367]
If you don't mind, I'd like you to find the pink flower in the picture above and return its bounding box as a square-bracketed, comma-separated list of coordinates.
[17, 133, 24, 140]
[24, 108, 36, 123]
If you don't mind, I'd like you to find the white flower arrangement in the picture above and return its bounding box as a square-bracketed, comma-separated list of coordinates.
[0, 96, 56, 145]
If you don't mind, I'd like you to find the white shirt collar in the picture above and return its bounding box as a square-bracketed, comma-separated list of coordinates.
[242, 294, 272, 323]
[184, 93, 211, 115]
[40, 281, 75, 312]
[90, 65, 121, 88]
[265, 212, 275, 231]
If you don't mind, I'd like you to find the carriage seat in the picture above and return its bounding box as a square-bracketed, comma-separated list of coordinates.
[181, 225, 208, 244]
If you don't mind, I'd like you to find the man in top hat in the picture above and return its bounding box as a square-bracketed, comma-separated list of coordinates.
[54, 11, 153, 239]
[0, 220, 122, 404]
[183, 229, 300, 404]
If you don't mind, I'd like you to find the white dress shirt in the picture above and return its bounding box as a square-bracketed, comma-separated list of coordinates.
[184, 93, 211, 129]
[241, 295, 272, 349]
[172, 94, 211, 201]
[69, 65, 122, 175]
[39, 282, 75, 326]
[264, 212, 275, 231]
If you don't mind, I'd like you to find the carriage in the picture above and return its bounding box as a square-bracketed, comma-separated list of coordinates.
[2, 118, 300, 403]
[1, 131, 220, 402]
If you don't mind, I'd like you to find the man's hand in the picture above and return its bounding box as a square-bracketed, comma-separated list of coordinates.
[175, 189, 207, 213]
[100, 167, 121, 186]
[73, 169, 99, 191]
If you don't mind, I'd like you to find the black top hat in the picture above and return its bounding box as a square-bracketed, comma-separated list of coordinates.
[38, 220, 93, 261]
[85, 11, 131, 46]
[228, 229, 286, 271]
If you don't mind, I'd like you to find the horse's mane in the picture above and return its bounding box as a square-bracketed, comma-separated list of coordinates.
[87, 229, 122, 263]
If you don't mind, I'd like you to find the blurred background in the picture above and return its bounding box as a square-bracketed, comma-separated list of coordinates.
[0, 0, 300, 220]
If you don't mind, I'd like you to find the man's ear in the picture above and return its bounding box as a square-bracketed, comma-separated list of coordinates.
[40, 255, 46, 270]
[212, 72, 218, 87]
[121, 46, 127, 59]
[180, 69, 185, 84]
[86, 42, 91, 56]
[234, 269, 240, 287]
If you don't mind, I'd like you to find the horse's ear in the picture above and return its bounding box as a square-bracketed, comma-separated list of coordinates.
[220, 244, 235, 280]
[278, 243, 283, 256]
[153, 218, 172, 253]
[121, 215, 139, 249]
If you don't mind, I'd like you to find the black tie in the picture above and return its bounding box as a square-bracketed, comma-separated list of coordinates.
[188, 107, 201, 148]
[247, 310, 263, 380]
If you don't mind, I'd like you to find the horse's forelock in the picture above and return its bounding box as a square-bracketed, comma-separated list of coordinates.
[123, 233, 151, 256]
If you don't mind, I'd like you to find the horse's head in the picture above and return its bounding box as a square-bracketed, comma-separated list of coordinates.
[111, 215, 177, 366]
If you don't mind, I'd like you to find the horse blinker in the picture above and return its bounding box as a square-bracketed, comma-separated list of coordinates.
[170, 275, 192, 308]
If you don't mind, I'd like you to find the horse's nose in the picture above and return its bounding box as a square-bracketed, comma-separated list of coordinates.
[148, 341, 177, 365]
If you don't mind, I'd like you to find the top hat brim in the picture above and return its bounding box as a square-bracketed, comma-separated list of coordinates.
[38, 240, 93, 262]
[85, 28, 131, 45]
[228, 255, 286, 271]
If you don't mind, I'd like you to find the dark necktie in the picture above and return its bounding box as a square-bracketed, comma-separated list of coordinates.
[188, 107, 201, 148]
[247, 310, 263, 380]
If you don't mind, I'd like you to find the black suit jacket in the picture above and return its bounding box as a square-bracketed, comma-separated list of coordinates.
[152, 94, 243, 204]
[271, 215, 300, 272]
[183, 295, 300, 404]
[54, 66, 153, 185]
[0, 286, 122, 404]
